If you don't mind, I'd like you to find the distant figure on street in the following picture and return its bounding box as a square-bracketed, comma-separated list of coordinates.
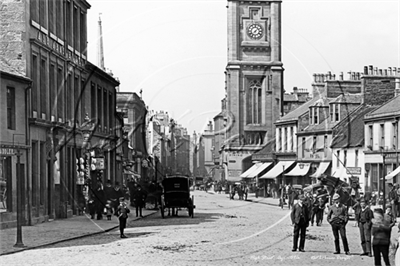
[94, 180, 105, 220]
[315, 197, 326, 226]
[372, 208, 391, 266]
[115, 197, 130, 238]
[291, 194, 309, 252]
[388, 183, 398, 219]
[113, 181, 125, 211]
[134, 185, 147, 217]
[327, 193, 350, 255]
[356, 198, 373, 257]
[105, 200, 113, 220]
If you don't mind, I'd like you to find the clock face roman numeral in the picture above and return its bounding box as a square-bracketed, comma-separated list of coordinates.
[247, 23, 263, 40]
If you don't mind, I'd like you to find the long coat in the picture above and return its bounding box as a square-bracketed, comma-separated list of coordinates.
[291, 203, 310, 225]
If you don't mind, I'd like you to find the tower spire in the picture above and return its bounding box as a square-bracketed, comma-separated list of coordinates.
[97, 13, 105, 70]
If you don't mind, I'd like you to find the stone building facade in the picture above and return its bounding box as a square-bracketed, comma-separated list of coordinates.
[0, 0, 120, 228]
[223, 0, 284, 182]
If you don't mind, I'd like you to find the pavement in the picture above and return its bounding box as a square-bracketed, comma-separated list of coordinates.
[0, 205, 158, 256]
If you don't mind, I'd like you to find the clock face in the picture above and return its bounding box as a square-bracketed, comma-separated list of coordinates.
[247, 23, 264, 40]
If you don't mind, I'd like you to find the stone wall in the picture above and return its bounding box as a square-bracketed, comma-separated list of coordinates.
[363, 77, 395, 106]
[0, 0, 27, 75]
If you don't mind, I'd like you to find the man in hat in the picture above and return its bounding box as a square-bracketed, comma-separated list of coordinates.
[356, 197, 373, 257]
[327, 193, 350, 255]
[115, 197, 130, 238]
[388, 183, 398, 219]
[291, 194, 310, 252]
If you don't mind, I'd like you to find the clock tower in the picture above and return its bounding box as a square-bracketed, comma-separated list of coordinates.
[223, 0, 283, 180]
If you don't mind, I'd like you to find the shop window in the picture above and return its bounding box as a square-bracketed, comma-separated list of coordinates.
[0, 157, 12, 212]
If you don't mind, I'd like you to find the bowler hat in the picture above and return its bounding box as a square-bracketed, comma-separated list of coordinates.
[332, 193, 340, 201]
[299, 195, 305, 201]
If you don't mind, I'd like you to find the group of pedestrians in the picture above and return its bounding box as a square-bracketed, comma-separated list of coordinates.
[230, 185, 249, 200]
[86, 179, 150, 238]
[291, 190, 400, 266]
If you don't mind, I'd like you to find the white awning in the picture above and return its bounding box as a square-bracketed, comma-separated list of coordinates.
[246, 162, 272, 178]
[259, 161, 295, 179]
[386, 166, 400, 180]
[285, 163, 311, 176]
[226, 176, 242, 182]
[310, 162, 331, 178]
[240, 162, 263, 178]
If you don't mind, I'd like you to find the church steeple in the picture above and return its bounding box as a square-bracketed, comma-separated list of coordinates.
[97, 13, 105, 70]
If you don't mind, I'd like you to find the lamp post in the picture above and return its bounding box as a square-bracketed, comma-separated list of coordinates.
[381, 146, 388, 211]
[13, 134, 25, 248]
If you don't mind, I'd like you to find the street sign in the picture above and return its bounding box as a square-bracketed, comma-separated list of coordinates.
[346, 167, 361, 175]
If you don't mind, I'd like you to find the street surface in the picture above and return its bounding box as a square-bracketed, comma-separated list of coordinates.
[0, 191, 396, 266]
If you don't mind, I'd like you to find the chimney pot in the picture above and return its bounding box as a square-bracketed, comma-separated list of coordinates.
[340, 72, 344, 80]
[369, 65, 373, 75]
[384, 69, 388, 76]
[388, 67, 392, 76]
[379, 69, 383, 76]
[374, 67, 378, 75]
[332, 74, 336, 80]
[364, 66, 368, 75]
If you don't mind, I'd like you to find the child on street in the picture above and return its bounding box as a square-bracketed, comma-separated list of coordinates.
[115, 197, 130, 238]
[105, 200, 113, 220]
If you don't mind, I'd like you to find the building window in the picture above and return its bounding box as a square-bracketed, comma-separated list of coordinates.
[290, 127, 294, 151]
[355, 149, 359, 167]
[314, 107, 318, 124]
[337, 150, 340, 168]
[30, 0, 38, 22]
[73, 5, 79, 50]
[309, 108, 313, 124]
[301, 137, 306, 158]
[66, 74, 72, 121]
[48, 0, 54, 34]
[335, 104, 340, 121]
[32, 54, 38, 113]
[283, 127, 287, 151]
[80, 12, 86, 54]
[380, 124, 385, 148]
[57, 67, 64, 121]
[369, 125, 373, 148]
[81, 79, 86, 121]
[246, 79, 262, 125]
[330, 104, 334, 122]
[40, 58, 47, 117]
[0, 157, 13, 212]
[39, 0, 46, 27]
[324, 135, 328, 158]
[56, 0, 63, 38]
[343, 150, 347, 166]
[312, 136, 317, 152]
[97, 86, 102, 130]
[90, 83, 96, 121]
[66, 0, 71, 46]
[393, 122, 398, 149]
[278, 128, 282, 151]
[7, 87, 15, 130]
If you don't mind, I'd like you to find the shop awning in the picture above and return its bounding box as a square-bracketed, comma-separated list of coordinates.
[285, 163, 311, 176]
[226, 176, 242, 182]
[386, 166, 400, 180]
[240, 162, 263, 178]
[247, 162, 272, 178]
[310, 162, 331, 178]
[259, 161, 295, 179]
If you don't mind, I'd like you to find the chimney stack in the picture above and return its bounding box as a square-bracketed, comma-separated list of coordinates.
[340, 72, 344, 80]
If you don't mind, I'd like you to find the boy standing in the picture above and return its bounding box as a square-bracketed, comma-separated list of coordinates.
[115, 197, 130, 238]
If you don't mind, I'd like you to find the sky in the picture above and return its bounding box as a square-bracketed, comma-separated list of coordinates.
[86, 0, 400, 135]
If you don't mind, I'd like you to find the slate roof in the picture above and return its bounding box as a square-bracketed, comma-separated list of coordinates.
[253, 138, 275, 155]
[365, 95, 400, 119]
[331, 105, 377, 148]
[277, 96, 323, 123]
[284, 94, 298, 102]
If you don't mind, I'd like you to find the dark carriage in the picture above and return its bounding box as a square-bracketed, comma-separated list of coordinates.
[160, 176, 195, 218]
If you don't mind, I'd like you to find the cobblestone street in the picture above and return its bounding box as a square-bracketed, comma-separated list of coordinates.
[1, 191, 398, 266]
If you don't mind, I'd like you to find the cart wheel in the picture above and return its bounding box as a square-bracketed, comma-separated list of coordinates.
[160, 199, 165, 219]
[188, 197, 194, 218]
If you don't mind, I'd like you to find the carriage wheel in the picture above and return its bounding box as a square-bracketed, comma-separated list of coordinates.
[188, 196, 194, 218]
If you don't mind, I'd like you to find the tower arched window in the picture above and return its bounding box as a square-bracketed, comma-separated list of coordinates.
[247, 79, 262, 124]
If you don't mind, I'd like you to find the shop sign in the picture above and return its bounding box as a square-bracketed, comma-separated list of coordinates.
[346, 167, 361, 175]
[0, 147, 16, 156]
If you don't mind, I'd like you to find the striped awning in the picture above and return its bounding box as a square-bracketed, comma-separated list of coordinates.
[259, 161, 295, 179]
[285, 163, 311, 176]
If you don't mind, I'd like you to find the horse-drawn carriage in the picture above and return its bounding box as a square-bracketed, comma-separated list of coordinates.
[160, 176, 195, 218]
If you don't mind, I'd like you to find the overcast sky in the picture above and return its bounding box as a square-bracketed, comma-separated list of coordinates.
[86, 0, 400, 135]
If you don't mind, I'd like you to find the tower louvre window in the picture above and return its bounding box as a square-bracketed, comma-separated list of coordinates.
[246, 79, 262, 125]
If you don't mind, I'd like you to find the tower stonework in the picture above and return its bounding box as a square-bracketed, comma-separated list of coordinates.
[223, 0, 283, 181]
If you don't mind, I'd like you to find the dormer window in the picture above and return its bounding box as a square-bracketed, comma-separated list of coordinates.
[335, 104, 340, 121]
[330, 104, 340, 122]
[310, 107, 319, 125]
